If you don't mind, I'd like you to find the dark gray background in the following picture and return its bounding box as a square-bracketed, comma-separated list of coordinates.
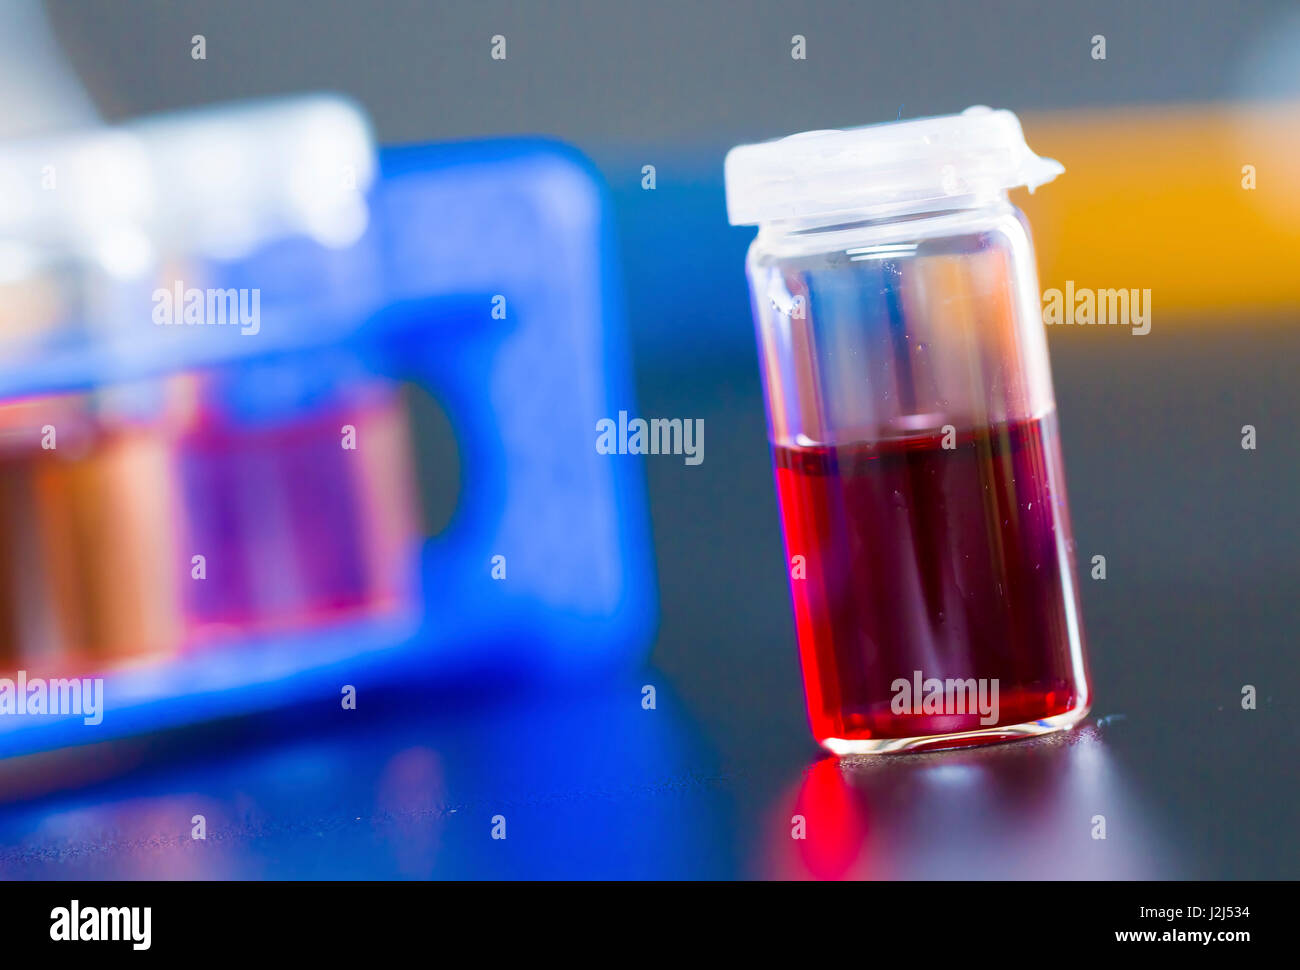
[43, 0, 1300, 144]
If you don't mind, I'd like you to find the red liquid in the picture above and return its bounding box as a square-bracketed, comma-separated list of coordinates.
[773, 413, 1089, 750]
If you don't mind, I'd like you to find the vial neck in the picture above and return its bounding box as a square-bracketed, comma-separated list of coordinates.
[756, 190, 1010, 245]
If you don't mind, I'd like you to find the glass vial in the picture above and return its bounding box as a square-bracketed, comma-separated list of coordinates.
[726, 107, 1091, 753]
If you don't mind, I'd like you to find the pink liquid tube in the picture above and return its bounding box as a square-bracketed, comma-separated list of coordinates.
[0, 365, 421, 678]
[727, 107, 1091, 753]
[175, 361, 421, 644]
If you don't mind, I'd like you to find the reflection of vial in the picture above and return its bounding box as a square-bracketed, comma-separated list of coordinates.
[727, 107, 1091, 753]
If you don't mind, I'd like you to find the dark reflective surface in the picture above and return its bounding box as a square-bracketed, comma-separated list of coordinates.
[0, 679, 735, 879]
[767, 726, 1173, 879]
[0, 326, 1296, 879]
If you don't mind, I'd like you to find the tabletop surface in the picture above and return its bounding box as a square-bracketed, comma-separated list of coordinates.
[0, 323, 1295, 880]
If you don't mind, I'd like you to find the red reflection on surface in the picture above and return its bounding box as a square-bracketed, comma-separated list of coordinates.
[768, 727, 1170, 880]
[773, 758, 869, 880]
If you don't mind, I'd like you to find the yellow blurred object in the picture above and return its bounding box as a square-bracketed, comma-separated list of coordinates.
[1017, 100, 1300, 319]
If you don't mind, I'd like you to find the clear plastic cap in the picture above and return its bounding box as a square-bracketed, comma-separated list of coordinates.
[725, 106, 1063, 227]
